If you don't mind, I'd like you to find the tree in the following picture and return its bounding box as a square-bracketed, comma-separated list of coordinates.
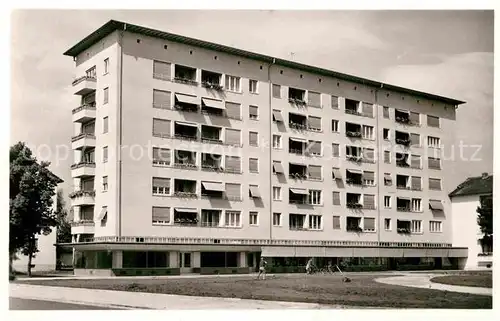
[55, 189, 72, 244]
[477, 195, 493, 253]
[10, 142, 61, 277]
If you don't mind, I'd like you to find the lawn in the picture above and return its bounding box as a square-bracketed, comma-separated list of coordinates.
[22, 274, 491, 309]
[431, 273, 492, 288]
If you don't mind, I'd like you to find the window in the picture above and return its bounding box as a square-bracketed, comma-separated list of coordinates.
[307, 140, 322, 156]
[103, 116, 108, 133]
[249, 80, 258, 93]
[249, 212, 258, 225]
[102, 146, 108, 162]
[249, 158, 259, 173]
[249, 131, 259, 146]
[289, 214, 305, 230]
[384, 196, 391, 208]
[429, 178, 442, 190]
[364, 218, 376, 232]
[308, 165, 322, 181]
[307, 116, 322, 131]
[428, 157, 441, 170]
[272, 135, 282, 149]
[309, 215, 322, 230]
[383, 106, 389, 119]
[429, 221, 442, 233]
[362, 125, 374, 139]
[152, 177, 170, 195]
[273, 212, 281, 226]
[272, 109, 284, 122]
[331, 120, 339, 132]
[308, 91, 321, 108]
[225, 101, 241, 120]
[427, 115, 440, 127]
[428, 136, 440, 148]
[384, 218, 391, 231]
[153, 118, 171, 138]
[332, 192, 341, 205]
[225, 211, 241, 227]
[153, 60, 171, 80]
[249, 105, 258, 120]
[273, 161, 284, 174]
[411, 220, 422, 233]
[225, 75, 241, 92]
[384, 151, 391, 164]
[152, 206, 170, 225]
[225, 156, 242, 173]
[332, 143, 340, 157]
[308, 190, 322, 205]
[331, 95, 339, 109]
[383, 128, 389, 140]
[153, 89, 171, 109]
[412, 199, 422, 212]
[86, 66, 96, 78]
[384, 173, 392, 186]
[103, 87, 109, 104]
[273, 186, 282, 201]
[332, 216, 341, 229]
[102, 176, 108, 191]
[272, 84, 281, 98]
[363, 171, 375, 186]
[153, 147, 171, 166]
[104, 58, 109, 74]
[225, 128, 241, 146]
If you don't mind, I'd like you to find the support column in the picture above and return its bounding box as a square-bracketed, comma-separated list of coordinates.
[112, 250, 122, 268]
[239, 252, 247, 267]
[169, 251, 179, 268]
[193, 251, 201, 268]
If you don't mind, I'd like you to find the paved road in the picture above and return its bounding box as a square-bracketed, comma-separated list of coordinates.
[9, 298, 120, 310]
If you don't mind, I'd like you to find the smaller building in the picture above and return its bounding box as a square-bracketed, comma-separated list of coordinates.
[449, 173, 493, 270]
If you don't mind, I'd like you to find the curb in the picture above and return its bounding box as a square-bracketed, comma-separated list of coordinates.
[9, 295, 146, 310]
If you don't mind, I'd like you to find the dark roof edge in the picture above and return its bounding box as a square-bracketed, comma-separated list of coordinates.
[64, 19, 466, 106]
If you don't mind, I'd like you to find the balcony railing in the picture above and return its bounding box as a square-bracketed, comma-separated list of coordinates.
[397, 227, 411, 234]
[346, 155, 362, 162]
[72, 104, 96, 114]
[174, 105, 199, 113]
[395, 116, 410, 124]
[345, 109, 362, 116]
[71, 162, 96, 169]
[201, 164, 224, 172]
[346, 202, 363, 209]
[347, 226, 363, 232]
[288, 98, 307, 106]
[201, 82, 223, 90]
[289, 199, 308, 205]
[69, 190, 96, 198]
[201, 193, 224, 199]
[173, 191, 198, 198]
[397, 207, 411, 212]
[396, 161, 410, 168]
[396, 138, 411, 146]
[173, 162, 198, 169]
[174, 134, 198, 141]
[71, 219, 95, 227]
[289, 148, 305, 155]
[201, 137, 223, 145]
[396, 185, 411, 190]
[173, 77, 198, 86]
[289, 122, 308, 130]
[289, 173, 308, 180]
[346, 179, 363, 186]
[173, 218, 198, 226]
[71, 133, 95, 142]
[200, 221, 221, 227]
[346, 131, 362, 138]
[289, 226, 306, 231]
[72, 76, 96, 86]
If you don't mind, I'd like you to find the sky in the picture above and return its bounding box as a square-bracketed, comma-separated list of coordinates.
[10, 9, 493, 196]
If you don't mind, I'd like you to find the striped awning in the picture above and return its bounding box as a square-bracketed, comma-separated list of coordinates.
[429, 200, 444, 211]
[97, 207, 107, 221]
[290, 188, 308, 195]
[273, 162, 284, 174]
[272, 110, 284, 122]
[332, 168, 342, 179]
[175, 121, 198, 128]
[289, 137, 307, 143]
[201, 182, 224, 192]
[249, 186, 261, 198]
[175, 93, 198, 105]
[202, 98, 225, 109]
[174, 207, 198, 213]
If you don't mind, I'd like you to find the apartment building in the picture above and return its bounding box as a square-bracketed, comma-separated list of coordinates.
[64, 20, 468, 275]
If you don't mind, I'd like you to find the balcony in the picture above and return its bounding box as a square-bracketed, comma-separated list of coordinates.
[173, 208, 198, 226]
[201, 70, 223, 91]
[71, 220, 95, 234]
[289, 137, 306, 155]
[288, 88, 306, 106]
[395, 110, 411, 125]
[396, 175, 410, 190]
[345, 99, 362, 116]
[345, 122, 362, 138]
[289, 113, 308, 130]
[173, 65, 198, 86]
[289, 188, 308, 205]
[396, 153, 410, 168]
[201, 125, 223, 145]
[395, 131, 411, 147]
[72, 76, 97, 96]
[201, 153, 223, 172]
[289, 214, 306, 231]
[173, 179, 197, 198]
[200, 210, 221, 227]
[346, 170, 363, 186]
[72, 104, 96, 123]
[71, 133, 96, 150]
[69, 190, 95, 206]
[396, 198, 411, 212]
[346, 193, 362, 209]
[397, 221, 411, 234]
[346, 217, 362, 232]
[71, 162, 96, 178]
[289, 163, 308, 180]
[174, 121, 198, 141]
[174, 94, 199, 113]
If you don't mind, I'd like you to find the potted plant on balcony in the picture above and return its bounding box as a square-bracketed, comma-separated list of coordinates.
[347, 202, 363, 209]
[397, 227, 411, 234]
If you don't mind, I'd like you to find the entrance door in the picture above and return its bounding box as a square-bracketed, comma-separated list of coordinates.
[179, 252, 192, 271]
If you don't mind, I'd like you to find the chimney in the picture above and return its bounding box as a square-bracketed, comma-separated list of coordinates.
[482, 172, 489, 179]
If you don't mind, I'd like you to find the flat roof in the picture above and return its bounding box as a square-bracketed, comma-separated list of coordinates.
[64, 19, 466, 106]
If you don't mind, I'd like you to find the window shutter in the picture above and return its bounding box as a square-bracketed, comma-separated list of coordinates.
[307, 141, 322, 155]
[332, 144, 340, 157]
[225, 102, 241, 119]
[331, 95, 339, 109]
[362, 102, 373, 117]
[249, 158, 258, 172]
[153, 177, 170, 187]
[272, 84, 281, 98]
[410, 133, 420, 146]
[153, 119, 171, 137]
[153, 147, 171, 164]
[429, 178, 441, 190]
[363, 148, 374, 162]
[249, 105, 258, 118]
[152, 207, 170, 222]
[103, 88, 109, 104]
[363, 194, 375, 209]
[332, 216, 341, 229]
[225, 156, 241, 173]
[410, 112, 420, 125]
[363, 171, 375, 181]
[307, 116, 322, 131]
[225, 183, 241, 200]
[427, 115, 440, 127]
[364, 218, 375, 230]
[308, 91, 321, 107]
[411, 155, 421, 169]
[383, 106, 389, 118]
[224, 129, 241, 146]
[153, 90, 171, 109]
[384, 151, 391, 163]
[411, 176, 422, 190]
[428, 157, 440, 169]
[308, 165, 322, 180]
[249, 132, 259, 146]
[333, 192, 341, 205]
[81, 179, 94, 191]
[153, 61, 171, 80]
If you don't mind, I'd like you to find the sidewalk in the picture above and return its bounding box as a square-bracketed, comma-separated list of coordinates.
[375, 274, 492, 296]
[9, 284, 338, 309]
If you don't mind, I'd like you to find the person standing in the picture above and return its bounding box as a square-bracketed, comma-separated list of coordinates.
[257, 257, 268, 280]
[306, 257, 314, 275]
